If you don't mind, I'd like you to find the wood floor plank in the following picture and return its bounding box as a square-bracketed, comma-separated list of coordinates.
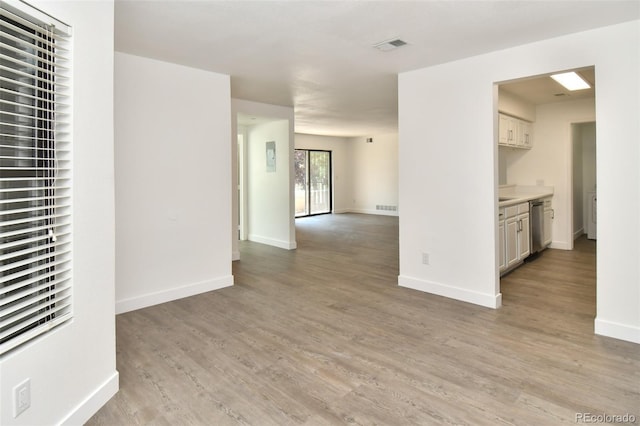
[87, 214, 639, 425]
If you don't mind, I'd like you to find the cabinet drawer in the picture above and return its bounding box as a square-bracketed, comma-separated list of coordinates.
[543, 199, 552, 209]
[505, 205, 518, 218]
[517, 202, 530, 214]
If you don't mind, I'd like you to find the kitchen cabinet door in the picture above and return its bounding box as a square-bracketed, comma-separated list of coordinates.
[518, 213, 530, 259]
[499, 215, 506, 272]
[499, 114, 517, 147]
[520, 121, 533, 148]
[543, 197, 553, 247]
[505, 216, 519, 268]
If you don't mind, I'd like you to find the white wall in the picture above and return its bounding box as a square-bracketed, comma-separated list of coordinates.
[231, 99, 295, 257]
[506, 98, 596, 250]
[247, 120, 296, 248]
[295, 133, 352, 213]
[0, 1, 118, 424]
[114, 52, 233, 313]
[399, 21, 640, 344]
[349, 134, 399, 216]
[498, 89, 536, 185]
[294, 133, 399, 216]
[498, 89, 536, 122]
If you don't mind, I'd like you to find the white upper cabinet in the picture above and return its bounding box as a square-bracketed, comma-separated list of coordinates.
[498, 113, 533, 149]
[519, 120, 533, 148]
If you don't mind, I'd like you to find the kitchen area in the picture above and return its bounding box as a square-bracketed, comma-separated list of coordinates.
[496, 67, 596, 277]
[498, 185, 553, 275]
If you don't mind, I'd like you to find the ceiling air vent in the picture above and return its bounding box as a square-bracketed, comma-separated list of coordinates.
[373, 38, 408, 52]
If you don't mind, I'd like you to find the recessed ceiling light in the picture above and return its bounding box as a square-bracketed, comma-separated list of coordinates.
[373, 38, 408, 52]
[550, 72, 591, 91]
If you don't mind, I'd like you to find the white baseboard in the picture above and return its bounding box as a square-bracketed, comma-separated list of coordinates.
[573, 228, 584, 240]
[115, 275, 234, 314]
[248, 234, 297, 250]
[398, 275, 501, 309]
[60, 370, 119, 425]
[550, 241, 572, 250]
[232, 250, 241, 261]
[595, 318, 640, 344]
[348, 208, 399, 217]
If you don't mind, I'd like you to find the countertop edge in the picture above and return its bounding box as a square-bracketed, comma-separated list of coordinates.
[498, 191, 554, 208]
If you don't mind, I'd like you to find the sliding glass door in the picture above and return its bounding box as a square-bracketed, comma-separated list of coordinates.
[295, 150, 332, 217]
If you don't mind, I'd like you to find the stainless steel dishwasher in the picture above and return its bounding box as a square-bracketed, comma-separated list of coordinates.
[530, 200, 545, 254]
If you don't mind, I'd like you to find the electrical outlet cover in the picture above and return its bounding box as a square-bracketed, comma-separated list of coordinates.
[13, 378, 31, 418]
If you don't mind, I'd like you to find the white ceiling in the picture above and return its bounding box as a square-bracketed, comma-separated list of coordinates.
[115, 1, 639, 137]
[500, 66, 596, 106]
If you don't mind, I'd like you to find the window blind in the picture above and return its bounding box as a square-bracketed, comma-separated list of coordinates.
[0, 1, 72, 356]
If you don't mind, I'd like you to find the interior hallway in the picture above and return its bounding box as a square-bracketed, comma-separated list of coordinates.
[88, 214, 639, 425]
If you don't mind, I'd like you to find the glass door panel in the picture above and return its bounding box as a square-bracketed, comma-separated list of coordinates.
[309, 151, 331, 215]
[294, 150, 308, 217]
[294, 149, 331, 217]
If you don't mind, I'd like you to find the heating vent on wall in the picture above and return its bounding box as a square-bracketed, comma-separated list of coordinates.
[376, 205, 398, 211]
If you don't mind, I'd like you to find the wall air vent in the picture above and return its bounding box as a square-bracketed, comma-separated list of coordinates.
[373, 38, 408, 52]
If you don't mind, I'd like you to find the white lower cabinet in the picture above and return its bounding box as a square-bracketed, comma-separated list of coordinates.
[502, 202, 530, 274]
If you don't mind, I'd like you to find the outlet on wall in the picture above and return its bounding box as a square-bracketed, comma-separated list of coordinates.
[422, 252, 430, 265]
[13, 378, 30, 418]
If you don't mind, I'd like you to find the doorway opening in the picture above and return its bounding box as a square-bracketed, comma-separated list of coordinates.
[495, 66, 597, 317]
[295, 149, 332, 217]
[235, 111, 296, 250]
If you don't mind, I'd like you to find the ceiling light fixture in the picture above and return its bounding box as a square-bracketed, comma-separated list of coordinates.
[550, 72, 591, 91]
[373, 38, 408, 52]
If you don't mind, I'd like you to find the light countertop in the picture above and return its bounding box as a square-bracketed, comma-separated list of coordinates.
[499, 184, 554, 207]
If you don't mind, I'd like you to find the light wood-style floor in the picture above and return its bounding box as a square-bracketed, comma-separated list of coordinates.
[88, 213, 639, 425]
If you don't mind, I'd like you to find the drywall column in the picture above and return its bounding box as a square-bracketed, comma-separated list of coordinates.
[247, 120, 295, 248]
[115, 53, 233, 313]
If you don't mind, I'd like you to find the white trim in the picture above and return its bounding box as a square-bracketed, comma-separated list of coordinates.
[248, 234, 297, 250]
[115, 276, 234, 314]
[549, 241, 572, 250]
[59, 371, 119, 426]
[595, 318, 640, 344]
[398, 275, 502, 309]
[2, 0, 71, 34]
[573, 228, 584, 240]
[232, 250, 241, 261]
[348, 208, 399, 217]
